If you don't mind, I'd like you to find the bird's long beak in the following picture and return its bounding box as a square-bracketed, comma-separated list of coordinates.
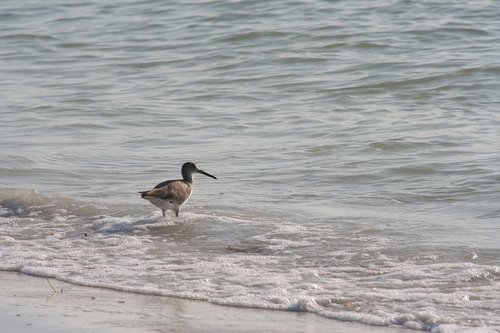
[197, 169, 217, 179]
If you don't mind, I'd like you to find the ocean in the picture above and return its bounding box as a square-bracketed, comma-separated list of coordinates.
[1, 0, 499, 331]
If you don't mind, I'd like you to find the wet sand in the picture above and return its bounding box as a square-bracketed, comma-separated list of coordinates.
[0, 271, 410, 333]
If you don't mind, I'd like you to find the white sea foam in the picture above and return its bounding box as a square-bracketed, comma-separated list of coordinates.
[0, 189, 499, 332]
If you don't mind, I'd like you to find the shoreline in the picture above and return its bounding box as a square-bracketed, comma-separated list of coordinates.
[0, 271, 410, 333]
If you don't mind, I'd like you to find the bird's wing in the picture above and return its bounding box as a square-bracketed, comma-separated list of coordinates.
[153, 179, 176, 189]
[139, 179, 176, 197]
[140, 180, 191, 204]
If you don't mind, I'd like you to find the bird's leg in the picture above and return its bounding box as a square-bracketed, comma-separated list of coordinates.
[162, 209, 166, 217]
[175, 209, 179, 217]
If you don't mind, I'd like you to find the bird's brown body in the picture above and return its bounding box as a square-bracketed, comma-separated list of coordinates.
[139, 162, 216, 217]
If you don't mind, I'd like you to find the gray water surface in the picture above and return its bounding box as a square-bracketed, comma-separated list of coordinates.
[1, 1, 499, 331]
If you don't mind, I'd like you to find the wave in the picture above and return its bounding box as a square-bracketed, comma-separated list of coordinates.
[1, 188, 499, 332]
[0, 188, 108, 219]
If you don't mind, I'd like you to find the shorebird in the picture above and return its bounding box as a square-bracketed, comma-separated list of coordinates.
[139, 162, 217, 217]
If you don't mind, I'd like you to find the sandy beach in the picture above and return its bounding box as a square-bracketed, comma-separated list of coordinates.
[0, 271, 411, 333]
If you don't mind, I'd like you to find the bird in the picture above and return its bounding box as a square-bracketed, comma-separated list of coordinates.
[139, 162, 217, 217]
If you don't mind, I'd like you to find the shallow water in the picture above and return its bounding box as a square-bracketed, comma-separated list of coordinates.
[1, 0, 499, 331]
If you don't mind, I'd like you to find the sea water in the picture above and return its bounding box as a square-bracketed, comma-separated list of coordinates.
[1, 0, 499, 331]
